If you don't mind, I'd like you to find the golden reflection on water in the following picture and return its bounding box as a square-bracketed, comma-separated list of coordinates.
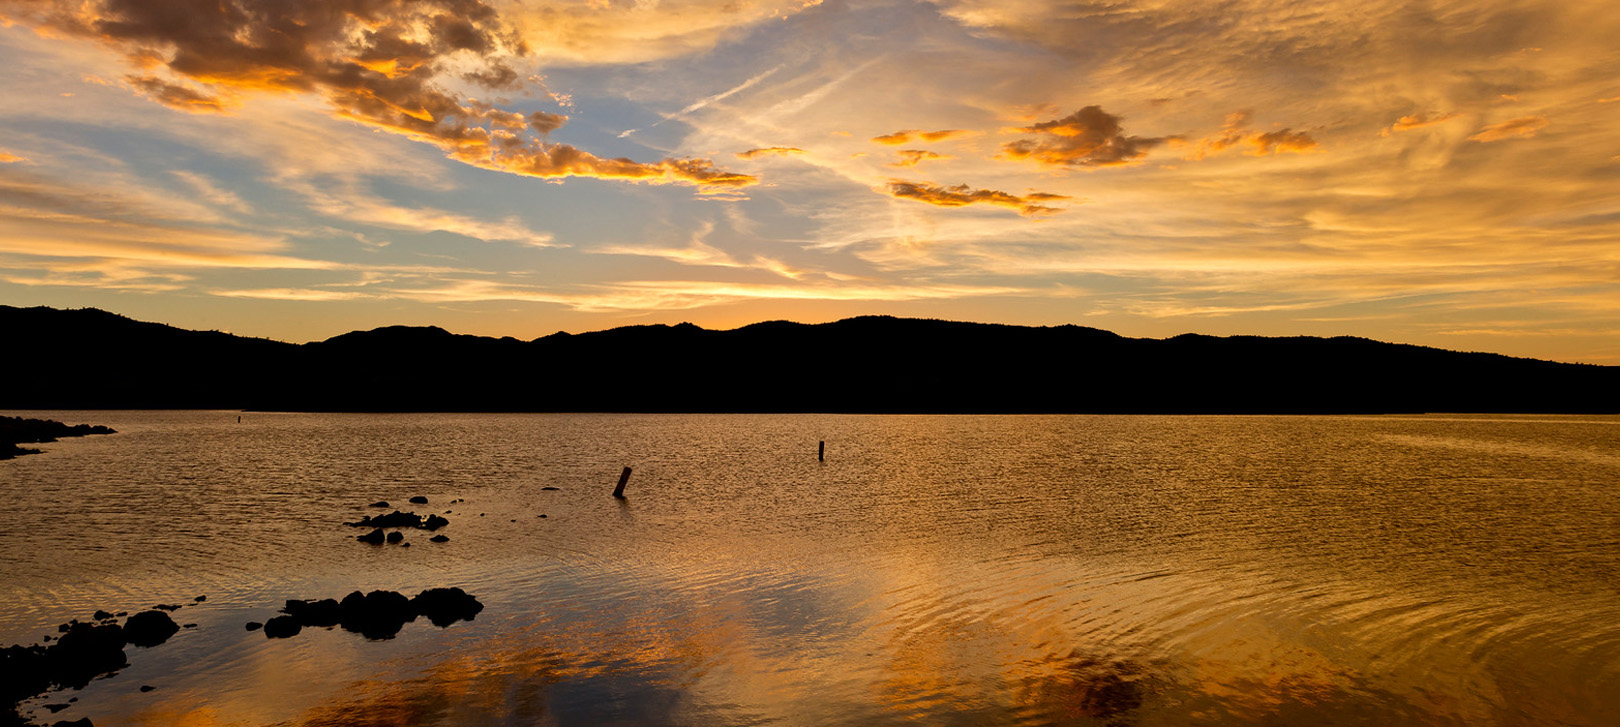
[4, 412, 1620, 726]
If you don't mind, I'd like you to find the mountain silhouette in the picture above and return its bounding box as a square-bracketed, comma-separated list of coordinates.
[3, 305, 1614, 413]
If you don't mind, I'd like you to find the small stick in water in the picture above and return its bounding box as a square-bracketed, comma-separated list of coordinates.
[613, 466, 631, 498]
[819, 440, 825, 462]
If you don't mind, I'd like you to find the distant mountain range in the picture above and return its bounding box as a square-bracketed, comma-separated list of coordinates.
[3, 305, 1615, 413]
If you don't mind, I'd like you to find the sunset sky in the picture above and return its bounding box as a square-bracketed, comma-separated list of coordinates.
[1, 0, 1616, 363]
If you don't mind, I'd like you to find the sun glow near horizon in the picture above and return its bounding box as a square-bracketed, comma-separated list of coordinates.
[0, 0, 1617, 363]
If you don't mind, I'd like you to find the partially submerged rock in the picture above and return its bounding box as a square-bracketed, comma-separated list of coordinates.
[411, 588, 484, 627]
[49, 623, 129, 689]
[356, 528, 385, 545]
[339, 590, 416, 640]
[121, 611, 179, 648]
[261, 616, 301, 639]
[252, 588, 483, 641]
[345, 510, 448, 531]
[281, 599, 341, 627]
[408, 496, 428, 504]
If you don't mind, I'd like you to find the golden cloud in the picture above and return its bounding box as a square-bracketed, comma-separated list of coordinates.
[890, 150, 949, 168]
[1187, 111, 1316, 159]
[872, 129, 968, 145]
[1468, 116, 1551, 142]
[736, 147, 806, 159]
[1380, 112, 1458, 136]
[4, 0, 752, 190]
[886, 180, 1069, 216]
[1249, 129, 1317, 155]
[0, 152, 24, 164]
[1001, 106, 1167, 168]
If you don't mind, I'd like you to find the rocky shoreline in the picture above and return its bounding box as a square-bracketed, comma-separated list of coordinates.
[3, 492, 488, 727]
[0, 417, 115, 460]
[1, 603, 191, 727]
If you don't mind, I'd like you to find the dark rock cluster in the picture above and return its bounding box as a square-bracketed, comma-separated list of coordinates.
[2, 609, 183, 727]
[345, 509, 450, 546]
[259, 588, 482, 640]
[345, 511, 448, 531]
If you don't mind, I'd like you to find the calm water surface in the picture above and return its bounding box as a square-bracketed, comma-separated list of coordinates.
[2, 412, 1618, 726]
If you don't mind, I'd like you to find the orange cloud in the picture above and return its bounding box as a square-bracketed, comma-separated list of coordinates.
[7, 0, 752, 190]
[1468, 116, 1550, 142]
[1000, 106, 1167, 168]
[736, 147, 806, 159]
[0, 152, 24, 164]
[872, 129, 968, 145]
[1380, 112, 1458, 136]
[886, 180, 1070, 216]
[1250, 129, 1317, 155]
[890, 150, 949, 167]
[1188, 111, 1316, 158]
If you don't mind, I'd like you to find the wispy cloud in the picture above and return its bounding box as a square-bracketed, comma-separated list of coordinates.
[1381, 112, 1458, 136]
[1468, 116, 1551, 142]
[890, 150, 949, 167]
[385, 277, 1027, 312]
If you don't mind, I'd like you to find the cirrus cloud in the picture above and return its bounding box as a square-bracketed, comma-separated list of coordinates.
[1468, 116, 1551, 142]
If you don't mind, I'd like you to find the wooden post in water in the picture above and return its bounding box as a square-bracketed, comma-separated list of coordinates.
[818, 440, 825, 462]
[613, 466, 632, 498]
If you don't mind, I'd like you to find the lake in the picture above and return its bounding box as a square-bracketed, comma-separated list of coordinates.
[2, 411, 1618, 726]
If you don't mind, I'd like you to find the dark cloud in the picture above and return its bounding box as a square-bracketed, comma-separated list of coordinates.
[887, 180, 1070, 216]
[2, 0, 751, 189]
[463, 63, 519, 89]
[527, 111, 569, 134]
[1001, 106, 1167, 167]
